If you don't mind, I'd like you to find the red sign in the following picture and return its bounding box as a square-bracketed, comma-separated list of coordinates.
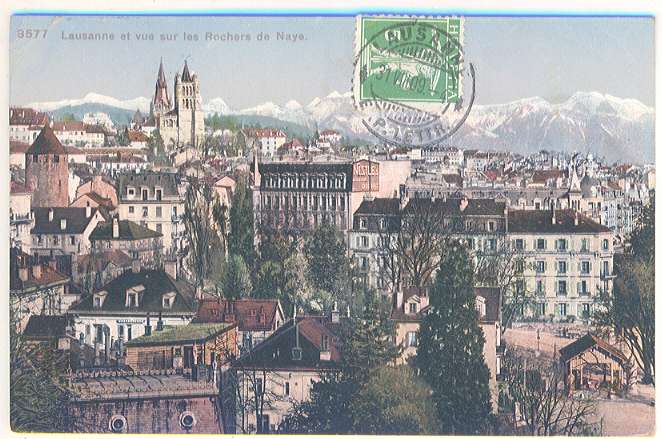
[352, 160, 380, 192]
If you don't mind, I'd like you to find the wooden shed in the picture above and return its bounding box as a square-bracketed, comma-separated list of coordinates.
[559, 333, 627, 392]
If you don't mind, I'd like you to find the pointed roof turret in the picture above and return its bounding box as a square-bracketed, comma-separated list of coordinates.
[157, 57, 167, 86]
[152, 58, 171, 110]
[27, 125, 66, 155]
[181, 60, 192, 82]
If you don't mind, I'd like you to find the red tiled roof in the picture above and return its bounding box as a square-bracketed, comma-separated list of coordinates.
[193, 298, 282, 332]
[127, 130, 149, 142]
[10, 141, 31, 154]
[247, 128, 286, 138]
[320, 129, 339, 136]
[10, 107, 48, 126]
[52, 121, 85, 132]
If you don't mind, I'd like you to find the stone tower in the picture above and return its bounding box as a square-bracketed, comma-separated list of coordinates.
[151, 58, 171, 118]
[173, 60, 204, 147]
[25, 125, 69, 207]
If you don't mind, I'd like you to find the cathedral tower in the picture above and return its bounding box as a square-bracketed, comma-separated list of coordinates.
[173, 60, 204, 147]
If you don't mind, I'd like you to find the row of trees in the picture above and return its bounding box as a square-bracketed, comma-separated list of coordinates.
[280, 241, 496, 435]
[182, 177, 364, 317]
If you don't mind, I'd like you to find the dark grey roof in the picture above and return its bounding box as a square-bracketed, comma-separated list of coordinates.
[507, 209, 611, 234]
[90, 220, 162, 241]
[31, 207, 100, 235]
[404, 197, 506, 216]
[23, 315, 68, 338]
[355, 198, 401, 215]
[117, 171, 180, 199]
[69, 269, 195, 315]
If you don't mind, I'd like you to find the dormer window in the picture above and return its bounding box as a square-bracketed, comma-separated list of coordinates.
[125, 285, 145, 308]
[127, 187, 135, 196]
[359, 218, 367, 229]
[162, 291, 176, 309]
[409, 303, 418, 314]
[321, 335, 329, 351]
[93, 290, 108, 309]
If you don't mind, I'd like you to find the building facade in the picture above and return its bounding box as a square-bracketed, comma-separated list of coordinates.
[507, 209, 614, 320]
[117, 171, 185, 253]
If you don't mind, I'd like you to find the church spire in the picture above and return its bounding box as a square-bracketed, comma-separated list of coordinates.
[152, 58, 171, 114]
[181, 60, 192, 82]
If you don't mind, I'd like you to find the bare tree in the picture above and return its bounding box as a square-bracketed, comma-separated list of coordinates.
[474, 238, 535, 334]
[376, 216, 403, 294]
[182, 180, 228, 296]
[391, 200, 446, 289]
[502, 347, 602, 436]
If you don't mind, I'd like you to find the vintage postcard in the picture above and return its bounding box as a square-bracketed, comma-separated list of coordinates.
[6, 9, 655, 437]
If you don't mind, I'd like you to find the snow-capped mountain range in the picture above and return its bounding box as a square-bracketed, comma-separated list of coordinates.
[26, 91, 654, 163]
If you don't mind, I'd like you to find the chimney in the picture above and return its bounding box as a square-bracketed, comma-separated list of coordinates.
[292, 306, 302, 361]
[395, 288, 404, 310]
[132, 259, 141, 274]
[164, 259, 178, 279]
[86, 205, 92, 218]
[60, 218, 67, 231]
[144, 313, 152, 336]
[156, 312, 164, 331]
[112, 216, 120, 239]
[31, 264, 42, 279]
[48, 208, 54, 222]
[331, 301, 339, 323]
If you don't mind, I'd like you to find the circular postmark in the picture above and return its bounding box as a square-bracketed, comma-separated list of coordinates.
[353, 16, 475, 149]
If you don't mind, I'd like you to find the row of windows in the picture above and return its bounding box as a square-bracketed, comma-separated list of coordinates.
[521, 278, 597, 296]
[263, 174, 347, 190]
[127, 205, 177, 219]
[263, 194, 346, 211]
[261, 212, 347, 230]
[513, 237, 609, 252]
[35, 234, 77, 246]
[126, 187, 164, 201]
[530, 260, 607, 275]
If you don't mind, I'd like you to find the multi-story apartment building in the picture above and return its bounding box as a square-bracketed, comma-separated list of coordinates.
[350, 195, 507, 290]
[89, 216, 164, 268]
[30, 206, 107, 279]
[9, 107, 49, 143]
[117, 171, 185, 253]
[507, 208, 614, 320]
[247, 129, 288, 157]
[253, 159, 380, 235]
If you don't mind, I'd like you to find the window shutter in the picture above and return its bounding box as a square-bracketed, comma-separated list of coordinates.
[555, 239, 558, 250]
[577, 262, 582, 272]
[554, 261, 558, 272]
[576, 282, 581, 294]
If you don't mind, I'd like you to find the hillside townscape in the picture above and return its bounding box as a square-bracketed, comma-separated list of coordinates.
[10, 57, 655, 436]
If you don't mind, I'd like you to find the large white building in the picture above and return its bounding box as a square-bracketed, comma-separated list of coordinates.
[117, 171, 185, 254]
[507, 209, 614, 320]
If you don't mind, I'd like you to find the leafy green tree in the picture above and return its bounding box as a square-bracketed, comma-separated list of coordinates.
[350, 365, 438, 434]
[10, 309, 72, 432]
[282, 294, 401, 433]
[228, 179, 255, 268]
[595, 195, 655, 384]
[116, 128, 130, 146]
[222, 254, 252, 299]
[60, 112, 76, 122]
[304, 223, 351, 310]
[416, 239, 493, 434]
[147, 130, 167, 165]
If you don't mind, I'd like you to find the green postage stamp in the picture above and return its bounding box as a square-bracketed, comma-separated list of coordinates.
[354, 16, 464, 105]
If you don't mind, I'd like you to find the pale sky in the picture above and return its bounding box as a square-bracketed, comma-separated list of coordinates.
[9, 15, 655, 108]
